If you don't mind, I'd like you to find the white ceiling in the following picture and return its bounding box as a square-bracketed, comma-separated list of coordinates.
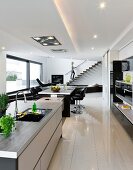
[0, 0, 133, 60]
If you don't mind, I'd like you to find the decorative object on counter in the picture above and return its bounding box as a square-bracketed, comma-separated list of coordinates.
[123, 71, 133, 83]
[32, 102, 37, 113]
[51, 85, 60, 92]
[125, 73, 131, 83]
[121, 104, 131, 110]
[0, 93, 9, 118]
[63, 84, 67, 90]
[0, 114, 15, 137]
[70, 61, 75, 80]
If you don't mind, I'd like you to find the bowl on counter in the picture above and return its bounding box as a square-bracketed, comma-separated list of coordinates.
[51, 86, 60, 92]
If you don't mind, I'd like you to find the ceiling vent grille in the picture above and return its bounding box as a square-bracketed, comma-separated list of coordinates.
[51, 49, 67, 53]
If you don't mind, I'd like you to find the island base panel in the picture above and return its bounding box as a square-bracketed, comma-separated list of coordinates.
[62, 95, 70, 117]
[0, 158, 17, 170]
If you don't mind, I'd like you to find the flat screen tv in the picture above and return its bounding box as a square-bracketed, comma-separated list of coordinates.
[51, 75, 64, 84]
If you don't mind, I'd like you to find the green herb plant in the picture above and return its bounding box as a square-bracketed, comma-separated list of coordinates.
[0, 93, 9, 113]
[0, 115, 15, 137]
[6, 74, 17, 81]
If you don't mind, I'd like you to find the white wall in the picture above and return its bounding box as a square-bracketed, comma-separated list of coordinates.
[0, 52, 6, 93]
[109, 50, 119, 71]
[102, 50, 119, 107]
[119, 41, 133, 60]
[102, 52, 110, 107]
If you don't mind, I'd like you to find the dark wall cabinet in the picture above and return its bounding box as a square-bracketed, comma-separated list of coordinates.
[113, 61, 129, 102]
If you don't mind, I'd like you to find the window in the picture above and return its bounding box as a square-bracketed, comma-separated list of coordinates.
[6, 55, 42, 93]
[30, 63, 42, 87]
[6, 58, 27, 92]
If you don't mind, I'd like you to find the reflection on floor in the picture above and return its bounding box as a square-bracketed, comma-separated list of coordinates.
[48, 93, 133, 170]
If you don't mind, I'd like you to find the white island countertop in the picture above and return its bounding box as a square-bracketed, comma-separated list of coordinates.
[39, 86, 75, 95]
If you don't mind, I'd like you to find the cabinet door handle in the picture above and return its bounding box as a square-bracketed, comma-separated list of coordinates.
[115, 85, 121, 88]
[124, 89, 132, 93]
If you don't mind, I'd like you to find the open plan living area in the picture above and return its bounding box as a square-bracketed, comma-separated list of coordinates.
[0, 0, 133, 170]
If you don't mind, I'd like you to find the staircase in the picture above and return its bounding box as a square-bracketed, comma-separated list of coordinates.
[67, 61, 102, 86]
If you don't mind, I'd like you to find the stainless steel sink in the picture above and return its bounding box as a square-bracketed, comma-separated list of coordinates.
[16, 108, 52, 122]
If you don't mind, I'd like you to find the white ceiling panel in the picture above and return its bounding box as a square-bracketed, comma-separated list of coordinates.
[0, 0, 132, 60]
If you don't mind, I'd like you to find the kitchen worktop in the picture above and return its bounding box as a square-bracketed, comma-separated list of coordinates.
[0, 98, 63, 159]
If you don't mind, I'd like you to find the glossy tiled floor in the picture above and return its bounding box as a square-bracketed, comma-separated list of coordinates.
[48, 93, 133, 170]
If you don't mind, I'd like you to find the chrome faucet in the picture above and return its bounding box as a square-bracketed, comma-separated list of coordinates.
[15, 91, 27, 118]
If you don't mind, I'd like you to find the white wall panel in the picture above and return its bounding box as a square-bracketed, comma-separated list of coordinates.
[0, 52, 6, 93]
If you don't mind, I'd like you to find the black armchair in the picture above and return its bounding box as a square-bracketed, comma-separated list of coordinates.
[36, 78, 56, 87]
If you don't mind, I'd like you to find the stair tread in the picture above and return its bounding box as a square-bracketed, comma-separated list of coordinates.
[67, 61, 102, 85]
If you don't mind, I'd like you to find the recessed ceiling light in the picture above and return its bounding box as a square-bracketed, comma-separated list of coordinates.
[48, 36, 54, 40]
[93, 35, 98, 39]
[43, 43, 48, 46]
[40, 39, 45, 43]
[54, 42, 59, 45]
[30, 52, 33, 55]
[100, 2, 106, 9]
[91, 47, 95, 50]
[33, 37, 41, 41]
[1, 46, 5, 50]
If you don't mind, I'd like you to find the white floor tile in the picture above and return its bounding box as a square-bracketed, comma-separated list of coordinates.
[48, 93, 133, 170]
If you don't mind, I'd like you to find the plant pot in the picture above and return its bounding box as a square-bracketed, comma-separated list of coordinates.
[0, 110, 6, 118]
[0, 126, 2, 133]
[0, 111, 6, 133]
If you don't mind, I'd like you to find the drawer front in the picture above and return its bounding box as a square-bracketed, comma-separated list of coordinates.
[61, 101, 64, 112]
[40, 122, 62, 170]
[56, 107, 62, 126]
[18, 107, 62, 170]
[34, 160, 41, 170]
[18, 121, 51, 170]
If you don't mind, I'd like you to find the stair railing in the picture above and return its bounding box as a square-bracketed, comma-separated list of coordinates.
[65, 59, 88, 75]
[64, 60, 98, 84]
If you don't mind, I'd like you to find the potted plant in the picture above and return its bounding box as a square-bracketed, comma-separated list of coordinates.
[0, 114, 15, 137]
[0, 93, 9, 118]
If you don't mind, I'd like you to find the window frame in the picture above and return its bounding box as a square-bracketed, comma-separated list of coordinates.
[29, 61, 43, 87]
[6, 55, 43, 94]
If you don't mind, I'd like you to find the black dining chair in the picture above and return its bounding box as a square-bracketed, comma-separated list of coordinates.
[29, 87, 42, 100]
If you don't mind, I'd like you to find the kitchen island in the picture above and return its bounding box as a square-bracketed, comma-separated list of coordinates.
[39, 86, 75, 117]
[0, 98, 63, 170]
